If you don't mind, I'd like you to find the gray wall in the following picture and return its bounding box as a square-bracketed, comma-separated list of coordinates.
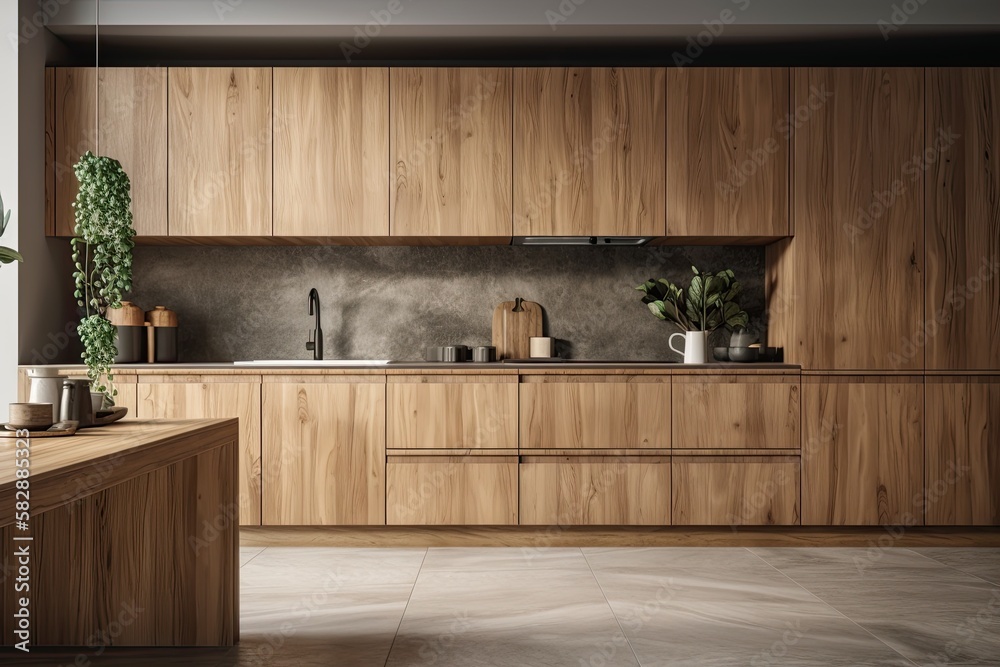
[129, 245, 766, 362]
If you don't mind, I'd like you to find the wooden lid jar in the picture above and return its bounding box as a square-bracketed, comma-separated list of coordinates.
[145, 306, 178, 327]
[106, 301, 145, 327]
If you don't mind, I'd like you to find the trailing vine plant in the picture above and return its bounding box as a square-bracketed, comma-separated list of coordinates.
[0, 192, 23, 266]
[71, 151, 136, 403]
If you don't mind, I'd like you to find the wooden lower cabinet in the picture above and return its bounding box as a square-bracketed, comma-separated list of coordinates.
[387, 375, 518, 449]
[672, 375, 799, 449]
[802, 377, 924, 526]
[672, 456, 800, 526]
[137, 376, 262, 526]
[262, 378, 385, 526]
[386, 455, 518, 525]
[519, 456, 670, 525]
[925, 377, 1000, 525]
[520, 376, 670, 449]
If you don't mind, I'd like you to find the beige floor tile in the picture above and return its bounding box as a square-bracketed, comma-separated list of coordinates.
[420, 546, 589, 573]
[911, 548, 1000, 585]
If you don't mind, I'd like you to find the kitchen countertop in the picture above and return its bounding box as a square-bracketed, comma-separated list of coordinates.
[21, 361, 801, 372]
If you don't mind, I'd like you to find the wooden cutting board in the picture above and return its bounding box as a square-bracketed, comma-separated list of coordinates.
[492, 298, 543, 360]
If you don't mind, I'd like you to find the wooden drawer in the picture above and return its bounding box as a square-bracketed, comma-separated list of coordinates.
[672, 456, 800, 526]
[520, 376, 670, 449]
[519, 456, 670, 526]
[387, 376, 517, 449]
[672, 376, 799, 449]
[386, 455, 517, 525]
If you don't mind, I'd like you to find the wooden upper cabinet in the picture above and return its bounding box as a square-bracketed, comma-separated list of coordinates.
[925, 377, 1000, 525]
[769, 68, 924, 370]
[513, 68, 665, 237]
[802, 377, 924, 526]
[168, 67, 272, 236]
[53, 68, 96, 236]
[666, 68, 789, 239]
[390, 68, 512, 238]
[926, 68, 1000, 370]
[274, 67, 388, 236]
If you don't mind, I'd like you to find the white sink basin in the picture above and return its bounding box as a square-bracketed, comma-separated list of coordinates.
[234, 360, 390, 366]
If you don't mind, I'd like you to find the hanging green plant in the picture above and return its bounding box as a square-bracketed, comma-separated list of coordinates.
[0, 192, 23, 266]
[71, 151, 136, 403]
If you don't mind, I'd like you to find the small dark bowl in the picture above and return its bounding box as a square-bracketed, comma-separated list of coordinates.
[728, 346, 760, 363]
[713, 346, 730, 362]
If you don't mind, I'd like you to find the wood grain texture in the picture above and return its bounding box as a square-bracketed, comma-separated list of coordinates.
[925, 377, 1000, 525]
[520, 377, 670, 449]
[492, 299, 543, 360]
[672, 456, 800, 526]
[390, 67, 511, 236]
[802, 378, 924, 525]
[672, 376, 800, 449]
[513, 67, 665, 236]
[99, 67, 168, 236]
[53, 67, 96, 237]
[168, 67, 272, 236]
[666, 67, 789, 237]
[387, 377, 517, 449]
[386, 456, 517, 525]
[274, 67, 388, 236]
[240, 525, 1000, 548]
[519, 456, 670, 525]
[137, 378, 262, 526]
[768, 68, 925, 370]
[925, 68, 1000, 370]
[1, 421, 238, 647]
[44, 67, 55, 236]
[262, 381, 385, 526]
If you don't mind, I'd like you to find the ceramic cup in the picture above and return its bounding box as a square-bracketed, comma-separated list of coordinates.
[529, 337, 555, 358]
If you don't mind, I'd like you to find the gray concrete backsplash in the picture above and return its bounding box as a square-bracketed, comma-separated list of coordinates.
[129, 245, 767, 362]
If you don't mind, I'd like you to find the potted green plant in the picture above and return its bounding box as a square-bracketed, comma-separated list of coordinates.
[0, 193, 23, 266]
[635, 266, 749, 363]
[71, 151, 136, 407]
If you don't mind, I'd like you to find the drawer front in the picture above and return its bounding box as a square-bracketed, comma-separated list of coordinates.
[519, 456, 670, 526]
[520, 379, 670, 449]
[386, 456, 518, 525]
[672, 456, 800, 526]
[672, 377, 799, 449]
[387, 378, 517, 449]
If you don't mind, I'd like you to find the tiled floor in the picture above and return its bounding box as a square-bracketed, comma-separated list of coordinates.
[7, 547, 1000, 666]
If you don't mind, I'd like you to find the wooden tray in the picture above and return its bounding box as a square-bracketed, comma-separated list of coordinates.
[2, 421, 79, 437]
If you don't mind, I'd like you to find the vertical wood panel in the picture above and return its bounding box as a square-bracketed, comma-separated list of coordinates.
[262, 382, 385, 526]
[513, 67, 665, 236]
[274, 67, 388, 236]
[54, 67, 96, 237]
[168, 67, 272, 236]
[390, 67, 512, 237]
[667, 67, 789, 237]
[925, 68, 1000, 370]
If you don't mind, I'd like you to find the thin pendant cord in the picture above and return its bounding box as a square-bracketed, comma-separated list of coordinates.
[95, 0, 99, 155]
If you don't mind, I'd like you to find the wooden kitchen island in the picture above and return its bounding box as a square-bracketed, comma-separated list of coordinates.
[0, 419, 239, 648]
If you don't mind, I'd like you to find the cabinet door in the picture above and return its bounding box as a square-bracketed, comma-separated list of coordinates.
[168, 67, 272, 236]
[137, 376, 262, 526]
[53, 68, 96, 236]
[387, 375, 517, 449]
[802, 377, 924, 525]
[274, 67, 388, 236]
[513, 67, 665, 236]
[768, 68, 924, 370]
[262, 379, 385, 526]
[666, 67, 789, 239]
[520, 376, 670, 449]
[926, 68, 1000, 370]
[386, 455, 517, 525]
[672, 375, 799, 449]
[99, 68, 168, 236]
[390, 68, 511, 238]
[672, 456, 800, 525]
[925, 377, 1000, 525]
[519, 456, 670, 525]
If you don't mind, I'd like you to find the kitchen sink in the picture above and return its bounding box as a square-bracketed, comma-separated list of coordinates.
[234, 360, 390, 366]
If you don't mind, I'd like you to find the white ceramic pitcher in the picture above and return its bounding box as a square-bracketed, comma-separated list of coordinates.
[669, 330, 709, 364]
